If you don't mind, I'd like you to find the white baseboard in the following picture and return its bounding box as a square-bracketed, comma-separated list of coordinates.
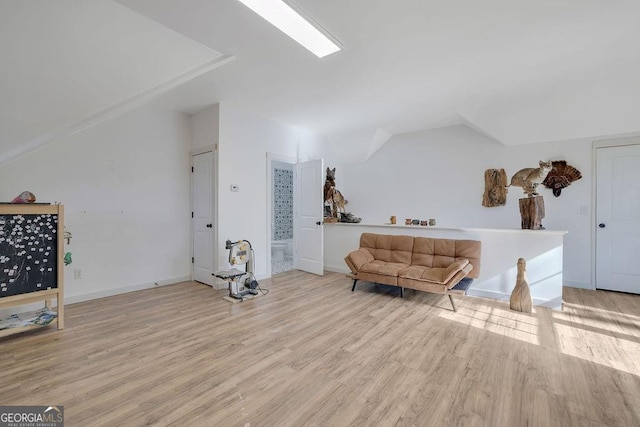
[324, 265, 349, 274]
[467, 288, 562, 310]
[466, 288, 510, 301]
[563, 280, 594, 290]
[468, 287, 547, 303]
[64, 275, 191, 305]
[255, 272, 270, 281]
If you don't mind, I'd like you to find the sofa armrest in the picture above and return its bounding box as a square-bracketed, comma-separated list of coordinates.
[445, 263, 473, 290]
[344, 249, 374, 273]
[441, 259, 470, 285]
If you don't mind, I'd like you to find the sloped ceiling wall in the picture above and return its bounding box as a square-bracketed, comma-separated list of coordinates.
[0, 0, 230, 165]
[4, 0, 640, 165]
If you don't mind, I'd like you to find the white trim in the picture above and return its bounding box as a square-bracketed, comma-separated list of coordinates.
[591, 137, 640, 291]
[64, 275, 192, 305]
[0, 55, 235, 167]
[191, 144, 217, 156]
[266, 153, 297, 278]
[563, 280, 592, 290]
[324, 265, 349, 274]
[466, 288, 560, 309]
[593, 136, 640, 149]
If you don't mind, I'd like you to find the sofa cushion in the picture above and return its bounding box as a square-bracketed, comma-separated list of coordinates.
[359, 233, 414, 265]
[412, 237, 481, 279]
[411, 238, 435, 267]
[399, 259, 469, 285]
[360, 260, 410, 277]
[455, 240, 482, 278]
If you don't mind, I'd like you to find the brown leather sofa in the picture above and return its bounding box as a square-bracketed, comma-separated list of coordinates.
[344, 233, 481, 310]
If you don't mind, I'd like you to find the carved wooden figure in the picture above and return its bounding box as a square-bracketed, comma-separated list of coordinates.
[510, 258, 533, 313]
[482, 169, 507, 207]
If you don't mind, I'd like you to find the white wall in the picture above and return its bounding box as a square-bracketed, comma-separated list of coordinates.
[0, 104, 193, 303]
[342, 125, 592, 288]
[191, 104, 219, 151]
[217, 103, 324, 278]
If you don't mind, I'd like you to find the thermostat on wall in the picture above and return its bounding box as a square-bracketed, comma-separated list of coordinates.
[230, 184, 239, 192]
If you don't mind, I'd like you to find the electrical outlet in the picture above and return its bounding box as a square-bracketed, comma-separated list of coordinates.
[73, 269, 82, 279]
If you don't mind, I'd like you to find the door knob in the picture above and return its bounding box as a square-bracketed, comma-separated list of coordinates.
[206, 224, 213, 228]
[316, 221, 322, 225]
[598, 223, 606, 228]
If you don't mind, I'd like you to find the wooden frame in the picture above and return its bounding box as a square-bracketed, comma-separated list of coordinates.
[0, 204, 64, 337]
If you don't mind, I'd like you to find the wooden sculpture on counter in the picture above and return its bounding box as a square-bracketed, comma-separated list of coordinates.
[482, 169, 507, 207]
[510, 258, 533, 313]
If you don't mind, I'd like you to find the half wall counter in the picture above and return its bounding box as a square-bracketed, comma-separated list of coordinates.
[324, 223, 566, 310]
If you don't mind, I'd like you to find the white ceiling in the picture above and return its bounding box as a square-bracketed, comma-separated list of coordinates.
[117, 0, 640, 147]
[4, 0, 640, 163]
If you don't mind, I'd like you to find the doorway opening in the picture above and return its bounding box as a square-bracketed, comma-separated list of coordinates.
[266, 154, 324, 277]
[271, 159, 295, 275]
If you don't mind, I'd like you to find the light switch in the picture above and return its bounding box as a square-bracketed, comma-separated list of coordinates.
[231, 184, 239, 192]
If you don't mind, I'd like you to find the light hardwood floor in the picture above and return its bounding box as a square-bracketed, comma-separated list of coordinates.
[1, 270, 640, 426]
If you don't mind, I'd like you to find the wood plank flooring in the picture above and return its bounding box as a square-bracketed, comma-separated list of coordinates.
[1, 270, 640, 426]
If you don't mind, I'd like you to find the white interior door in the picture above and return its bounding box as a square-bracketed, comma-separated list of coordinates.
[192, 151, 214, 285]
[596, 144, 640, 294]
[294, 159, 324, 275]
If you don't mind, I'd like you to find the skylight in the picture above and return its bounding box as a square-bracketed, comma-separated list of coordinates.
[236, 0, 341, 58]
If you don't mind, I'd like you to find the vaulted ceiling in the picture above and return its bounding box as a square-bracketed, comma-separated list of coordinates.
[3, 0, 640, 164]
[0, 0, 227, 165]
